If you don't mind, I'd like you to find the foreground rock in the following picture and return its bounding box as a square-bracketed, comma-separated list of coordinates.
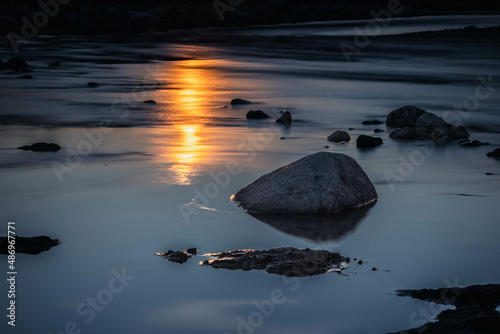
[201, 247, 347, 277]
[327, 130, 351, 143]
[17, 142, 61, 152]
[356, 135, 383, 148]
[392, 284, 500, 334]
[276, 111, 292, 125]
[386, 105, 427, 127]
[232, 152, 377, 214]
[246, 110, 270, 119]
[0, 236, 60, 255]
[231, 98, 252, 105]
[487, 148, 500, 158]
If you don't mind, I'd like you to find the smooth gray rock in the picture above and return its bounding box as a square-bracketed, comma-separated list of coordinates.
[276, 111, 292, 125]
[414, 113, 469, 141]
[232, 152, 377, 214]
[386, 105, 427, 127]
[327, 130, 351, 143]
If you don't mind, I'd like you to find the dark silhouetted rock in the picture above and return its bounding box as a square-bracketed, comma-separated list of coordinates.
[17, 142, 61, 152]
[0, 236, 60, 255]
[160, 250, 191, 264]
[201, 247, 347, 277]
[374, 128, 384, 133]
[276, 111, 292, 125]
[87, 82, 99, 88]
[356, 135, 383, 148]
[362, 120, 384, 125]
[249, 200, 376, 243]
[487, 148, 500, 158]
[459, 140, 490, 147]
[186, 248, 198, 255]
[231, 98, 252, 105]
[16, 75, 33, 79]
[386, 105, 427, 127]
[3, 57, 29, 71]
[327, 130, 350, 143]
[413, 113, 470, 141]
[447, 124, 470, 140]
[389, 128, 418, 140]
[232, 152, 377, 214]
[49, 61, 61, 67]
[143, 100, 157, 104]
[246, 110, 270, 119]
[393, 284, 500, 334]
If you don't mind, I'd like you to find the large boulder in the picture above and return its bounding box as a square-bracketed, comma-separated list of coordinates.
[232, 152, 377, 214]
[386, 105, 427, 127]
[327, 130, 350, 143]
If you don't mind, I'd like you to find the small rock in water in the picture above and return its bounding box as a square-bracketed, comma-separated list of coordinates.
[324, 145, 330, 148]
[17, 142, 61, 152]
[143, 100, 157, 104]
[231, 98, 252, 105]
[371, 267, 379, 271]
[362, 120, 384, 125]
[356, 135, 383, 148]
[276, 111, 292, 125]
[87, 82, 99, 88]
[458, 140, 490, 147]
[373, 128, 385, 133]
[386, 105, 427, 128]
[389, 128, 418, 140]
[357, 260, 363, 265]
[49, 61, 61, 67]
[186, 248, 198, 255]
[3, 57, 29, 71]
[246, 110, 270, 119]
[16, 75, 33, 79]
[348, 128, 354, 130]
[327, 130, 350, 143]
[487, 148, 500, 158]
[0, 236, 60, 255]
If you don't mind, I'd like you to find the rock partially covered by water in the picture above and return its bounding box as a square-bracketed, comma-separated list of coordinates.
[356, 135, 383, 148]
[487, 148, 500, 158]
[327, 130, 351, 143]
[231, 98, 252, 105]
[17, 142, 61, 152]
[386, 105, 427, 127]
[276, 111, 292, 125]
[0, 236, 60, 255]
[246, 110, 270, 119]
[158, 249, 197, 264]
[232, 152, 377, 214]
[201, 247, 347, 277]
[389, 128, 418, 140]
[2, 57, 29, 71]
[393, 284, 500, 334]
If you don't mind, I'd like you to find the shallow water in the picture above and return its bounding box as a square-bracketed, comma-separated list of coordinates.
[1, 15, 500, 334]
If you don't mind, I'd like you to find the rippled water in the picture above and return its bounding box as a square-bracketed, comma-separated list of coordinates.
[1, 15, 500, 334]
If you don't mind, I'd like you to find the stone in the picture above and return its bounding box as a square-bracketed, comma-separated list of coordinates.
[386, 105, 427, 127]
[246, 110, 270, 119]
[458, 140, 490, 147]
[362, 120, 384, 125]
[230, 98, 252, 105]
[356, 135, 383, 148]
[0, 236, 60, 255]
[276, 111, 292, 125]
[201, 247, 347, 277]
[373, 128, 385, 133]
[327, 130, 351, 143]
[17, 142, 61, 152]
[487, 148, 500, 158]
[49, 61, 61, 67]
[143, 100, 157, 104]
[3, 57, 29, 71]
[232, 152, 377, 214]
[87, 82, 99, 88]
[16, 75, 33, 79]
[389, 128, 418, 140]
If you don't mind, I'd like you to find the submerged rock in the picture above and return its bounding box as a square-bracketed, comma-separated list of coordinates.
[49, 61, 61, 67]
[389, 128, 418, 140]
[362, 120, 384, 125]
[232, 152, 377, 214]
[17, 142, 61, 152]
[458, 140, 490, 147]
[487, 148, 500, 158]
[201, 247, 347, 277]
[276, 111, 292, 125]
[16, 75, 33, 79]
[386, 105, 427, 127]
[327, 130, 351, 143]
[356, 135, 383, 148]
[374, 128, 385, 133]
[2, 57, 29, 71]
[143, 100, 157, 104]
[87, 82, 99, 88]
[231, 98, 252, 105]
[0, 236, 60, 255]
[393, 284, 500, 334]
[246, 110, 270, 119]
